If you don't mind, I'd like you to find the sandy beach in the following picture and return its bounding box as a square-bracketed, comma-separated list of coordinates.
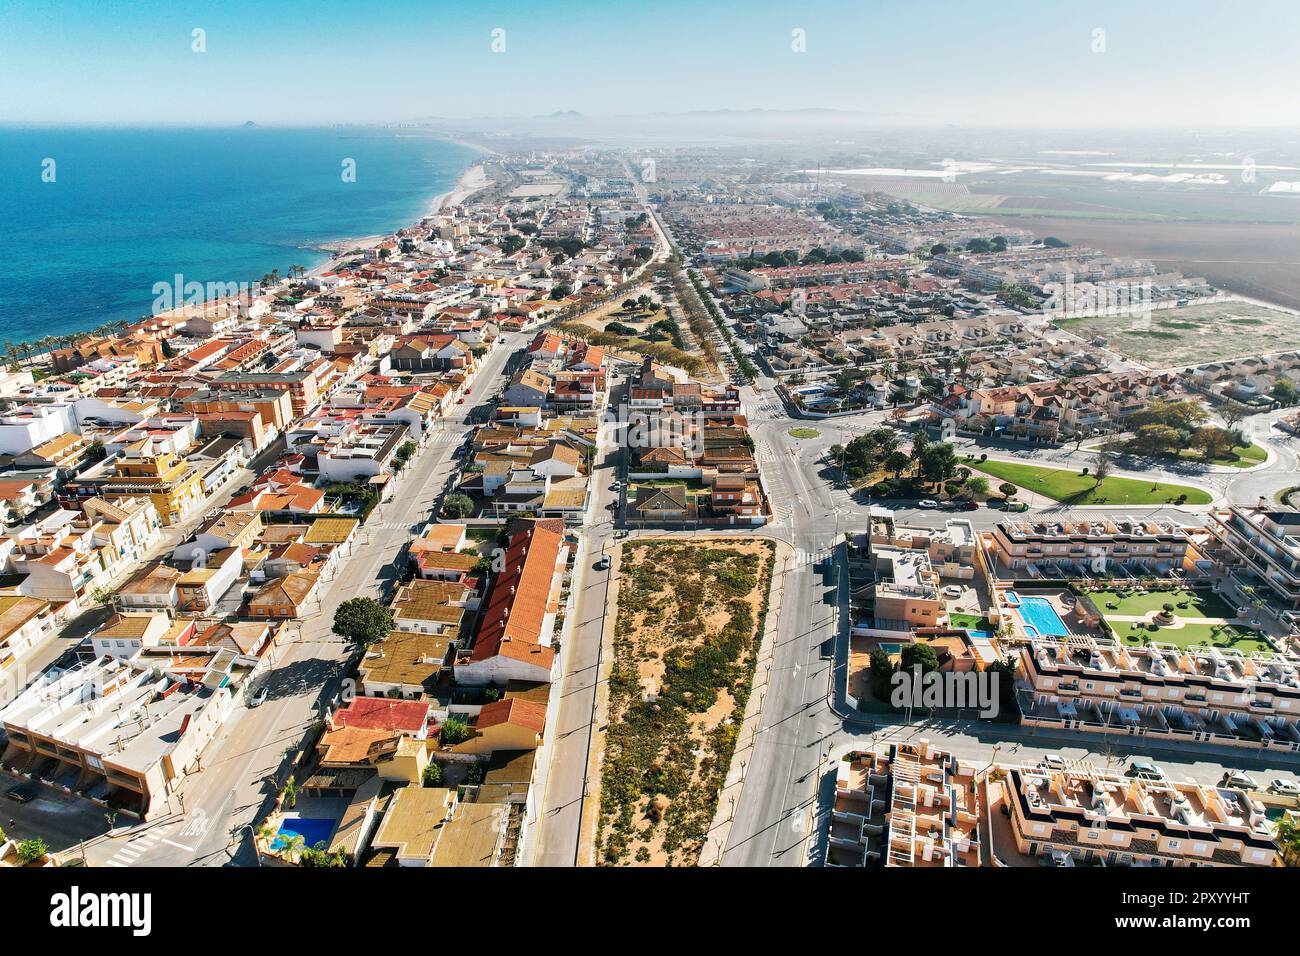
[303, 163, 490, 280]
[429, 163, 489, 214]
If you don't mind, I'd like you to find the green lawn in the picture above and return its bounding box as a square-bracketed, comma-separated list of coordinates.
[949, 613, 993, 632]
[788, 427, 821, 439]
[1086, 587, 1272, 652]
[964, 458, 1211, 505]
[1116, 620, 1271, 653]
[1088, 587, 1235, 619]
[1196, 443, 1266, 468]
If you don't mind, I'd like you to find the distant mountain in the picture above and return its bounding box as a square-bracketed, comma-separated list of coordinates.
[242, 120, 258, 128]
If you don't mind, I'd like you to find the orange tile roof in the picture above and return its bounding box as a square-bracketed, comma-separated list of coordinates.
[476, 697, 546, 734]
[470, 522, 563, 663]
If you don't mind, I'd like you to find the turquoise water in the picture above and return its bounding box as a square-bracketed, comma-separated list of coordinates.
[880, 642, 903, 654]
[273, 817, 336, 850]
[0, 126, 477, 347]
[1015, 595, 1070, 637]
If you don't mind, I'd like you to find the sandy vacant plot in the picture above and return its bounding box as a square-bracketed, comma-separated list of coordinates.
[596, 538, 774, 866]
[1055, 300, 1300, 368]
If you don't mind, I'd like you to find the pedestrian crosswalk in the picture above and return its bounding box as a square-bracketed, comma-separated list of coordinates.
[105, 828, 164, 868]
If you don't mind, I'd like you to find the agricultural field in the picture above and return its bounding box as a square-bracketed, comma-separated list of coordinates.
[596, 538, 775, 866]
[1053, 299, 1300, 368]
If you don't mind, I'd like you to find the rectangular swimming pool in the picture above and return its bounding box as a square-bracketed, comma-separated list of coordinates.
[273, 817, 336, 851]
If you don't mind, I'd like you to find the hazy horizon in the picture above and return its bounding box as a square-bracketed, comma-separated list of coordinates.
[5, 0, 1300, 128]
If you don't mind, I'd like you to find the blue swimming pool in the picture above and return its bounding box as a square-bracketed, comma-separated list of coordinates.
[880, 642, 903, 655]
[273, 817, 336, 851]
[1014, 595, 1069, 637]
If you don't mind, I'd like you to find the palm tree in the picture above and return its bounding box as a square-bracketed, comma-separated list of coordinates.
[278, 832, 305, 859]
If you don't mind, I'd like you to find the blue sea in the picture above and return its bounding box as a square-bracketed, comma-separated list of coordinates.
[0, 126, 478, 347]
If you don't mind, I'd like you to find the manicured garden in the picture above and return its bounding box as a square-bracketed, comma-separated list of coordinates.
[964, 458, 1211, 505]
[788, 427, 821, 439]
[1087, 586, 1272, 652]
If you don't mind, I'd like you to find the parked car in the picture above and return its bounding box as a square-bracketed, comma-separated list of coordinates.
[1125, 760, 1165, 781]
[961, 501, 979, 511]
[248, 685, 270, 708]
[5, 783, 38, 804]
[1269, 778, 1300, 796]
[594, 555, 611, 571]
[1220, 770, 1259, 790]
[918, 499, 938, 509]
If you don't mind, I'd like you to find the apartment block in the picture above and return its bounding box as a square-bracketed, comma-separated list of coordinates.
[1004, 764, 1279, 867]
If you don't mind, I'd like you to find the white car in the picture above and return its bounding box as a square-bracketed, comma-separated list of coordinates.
[248, 685, 270, 708]
[1220, 770, 1259, 790]
[918, 499, 939, 509]
[1269, 778, 1300, 796]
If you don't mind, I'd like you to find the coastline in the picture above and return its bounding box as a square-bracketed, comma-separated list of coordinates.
[304, 161, 490, 279]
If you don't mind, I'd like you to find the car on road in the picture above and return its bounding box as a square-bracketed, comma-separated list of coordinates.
[918, 499, 938, 509]
[961, 501, 979, 511]
[1269, 778, 1300, 796]
[248, 685, 270, 708]
[5, 782, 38, 804]
[614, 529, 629, 539]
[1038, 754, 1066, 771]
[594, 555, 611, 571]
[457, 397, 465, 404]
[1220, 770, 1259, 790]
[1125, 760, 1165, 781]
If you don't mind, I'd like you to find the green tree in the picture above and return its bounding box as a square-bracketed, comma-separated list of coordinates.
[917, 442, 959, 485]
[441, 492, 474, 518]
[868, 647, 894, 700]
[998, 482, 1018, 500]
[899, 642, 940, 674]
[422, 761, 444, 787]
[17, 837, 47, 864]
[884, 450, 912, 480]
[332, 597, 393, 651]
[440, 716, 471, 746]
[1271, 379, 1299, 406]
[1278, 815, 1300, 866]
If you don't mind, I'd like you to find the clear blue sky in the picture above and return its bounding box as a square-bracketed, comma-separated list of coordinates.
[3, 0, 1298, 126]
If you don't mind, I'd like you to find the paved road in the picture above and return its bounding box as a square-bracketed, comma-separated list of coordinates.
[57, 330, 529, 867]
[533, 397, 619, 866]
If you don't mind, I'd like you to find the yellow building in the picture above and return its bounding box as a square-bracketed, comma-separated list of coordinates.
[102, 445, 204, 526]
